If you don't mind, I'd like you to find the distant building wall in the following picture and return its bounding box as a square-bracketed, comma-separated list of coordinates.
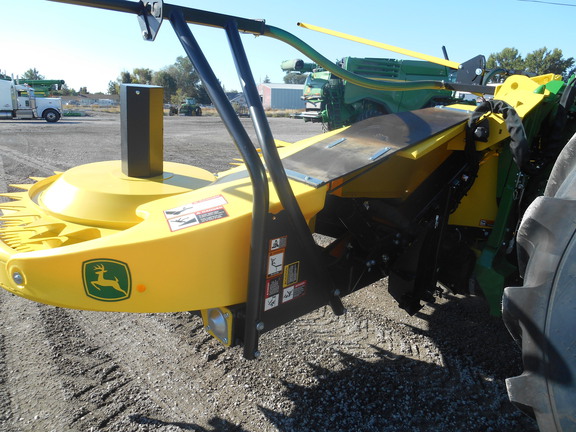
[258, 84, 305, 109]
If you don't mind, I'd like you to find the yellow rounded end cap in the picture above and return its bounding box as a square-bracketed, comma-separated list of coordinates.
[34, 161, 215, 229]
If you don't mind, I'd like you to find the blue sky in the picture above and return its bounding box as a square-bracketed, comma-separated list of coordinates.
[2, 0, 575, 93]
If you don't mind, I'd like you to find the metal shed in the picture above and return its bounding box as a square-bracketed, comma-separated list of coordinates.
[258, 83, 305, 109]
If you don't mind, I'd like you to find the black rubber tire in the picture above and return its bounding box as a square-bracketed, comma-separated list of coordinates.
[503, 132, 576, 431]
[43, 109, 60, 123]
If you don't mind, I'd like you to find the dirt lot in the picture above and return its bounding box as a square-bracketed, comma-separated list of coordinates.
[0, 113, 537, 431]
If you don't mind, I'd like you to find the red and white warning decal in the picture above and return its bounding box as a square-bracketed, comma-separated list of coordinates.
[282, 281, 306, 304]
[164, 195, 228, 232]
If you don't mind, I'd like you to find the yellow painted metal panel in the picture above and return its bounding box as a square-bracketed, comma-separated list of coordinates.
[0, 164, 326, 313]
[449, 153, 499, 228]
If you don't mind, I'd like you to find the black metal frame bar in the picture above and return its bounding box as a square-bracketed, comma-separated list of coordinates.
[169, 9, 272, 359]
[224, 21, 344, 358]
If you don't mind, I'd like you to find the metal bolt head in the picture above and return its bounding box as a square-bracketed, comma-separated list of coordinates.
[12, 271, 23, 286]
[256, 322, 265, 332]
[142, 30, 150, 39]
[253, 350, 261, 359]
[152, 2, 161, 16]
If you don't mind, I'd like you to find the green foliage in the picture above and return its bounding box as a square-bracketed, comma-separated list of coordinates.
[22, 68, 44, 80]
[132, 67, 153, 84]
[170, 88, 188, 106]
[283, 72, 308, 84]
[486, 47, 575, 80]
[107, 80, 119, 95]
[152, 71, 177, 102]
[486, 48, 524, 72]
[110, 58, 211, 104]
[119, 71, 133, 84]
[524, 47, 574, 76]
[51, 84, 78, 97]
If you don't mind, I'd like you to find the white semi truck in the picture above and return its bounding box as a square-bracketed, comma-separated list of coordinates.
[0, 78, 62, 122]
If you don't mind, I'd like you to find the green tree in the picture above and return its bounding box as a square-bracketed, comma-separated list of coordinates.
[107, 80, 119, 95]
[119, 71, 133, 84]
[166, 57, 197, 95]
[132, 67, 153, 84]
[152, 70, 177, 103]
[283, 72, 308, 84]
[524, 47, 574, 76]
[55, 83, 77, 96]
[165, 56, 210, 104]
[79, 86, 88, 94]
[486, 47, 524, 72]
[170, 88, 188, 106]
[110, 57, 212, 104]
[486, 47, 575, 79]
[22, 68, 44, 80]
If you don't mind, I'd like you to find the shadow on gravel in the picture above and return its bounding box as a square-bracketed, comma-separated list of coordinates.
[130, 414, 248, 431]
[259, 294, 539, 432]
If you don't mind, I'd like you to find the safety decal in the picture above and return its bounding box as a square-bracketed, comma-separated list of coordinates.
[83, 259, 131, 302]
[266, 276, 281, 297]
[283, 261, 300, 287]
[282, 281, 306, 304]
[270, 236, 287, 251]
[264, 293, 280, 311]
[267, 251, 284, 277]
[164, 195, 228, 232]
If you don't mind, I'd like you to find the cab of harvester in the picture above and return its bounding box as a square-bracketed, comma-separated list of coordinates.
[1, 2, 575, 430]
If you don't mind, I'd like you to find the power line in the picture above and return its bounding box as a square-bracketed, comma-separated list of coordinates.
[518, 0, 576, 6]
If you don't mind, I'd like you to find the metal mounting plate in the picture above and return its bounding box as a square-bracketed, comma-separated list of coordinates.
[138, 0, 163, 41]
[281, 107, 470, 187]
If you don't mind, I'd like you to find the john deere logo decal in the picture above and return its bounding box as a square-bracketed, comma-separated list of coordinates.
[83, 259, 131, 301]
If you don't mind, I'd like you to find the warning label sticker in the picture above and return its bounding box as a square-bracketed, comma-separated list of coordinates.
[264, 293, 280, 311]
[282, 285, 295, 303]
[283, 261, 300, 287]
[267, 251, 284, 277]
[165, 195, 228, 232]
[282, 281, 306, 304]
[266, 276, 281, 297]
[270, 236, 287, 251]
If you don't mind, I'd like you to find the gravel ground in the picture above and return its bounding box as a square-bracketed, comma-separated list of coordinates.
[0, 113, 538, 431]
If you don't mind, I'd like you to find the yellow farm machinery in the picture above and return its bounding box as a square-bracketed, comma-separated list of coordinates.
[1, 1, 575, 430]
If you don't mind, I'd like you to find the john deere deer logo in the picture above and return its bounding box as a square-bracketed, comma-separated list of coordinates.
[83, 259, 131, 301]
